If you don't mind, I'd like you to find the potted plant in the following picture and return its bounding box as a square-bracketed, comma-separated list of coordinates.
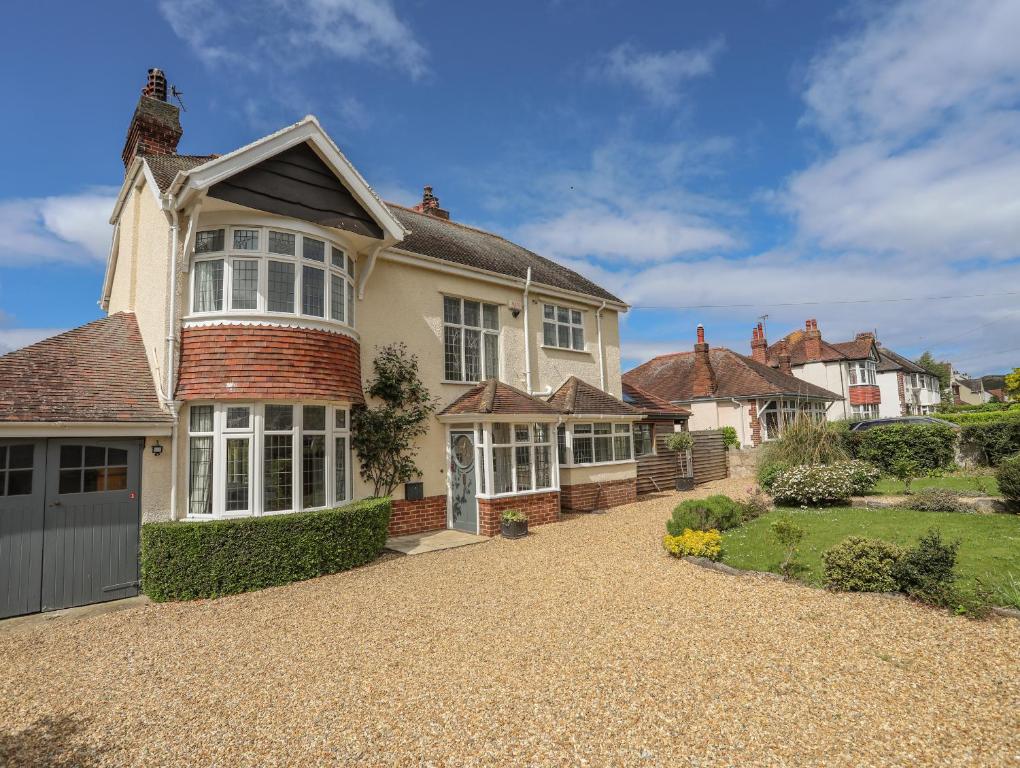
[500, 509, 528, 539]
[665, 432, 696, 490]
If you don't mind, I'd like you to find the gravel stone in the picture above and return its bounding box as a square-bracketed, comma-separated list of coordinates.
[2, 478, 1018, 766]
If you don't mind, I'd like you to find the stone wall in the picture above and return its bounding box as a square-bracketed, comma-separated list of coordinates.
[727, 445, 762, 481]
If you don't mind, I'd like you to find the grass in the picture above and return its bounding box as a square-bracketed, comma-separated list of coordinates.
[872, 474, 1000, 496]
[722, 507, 1020, 603]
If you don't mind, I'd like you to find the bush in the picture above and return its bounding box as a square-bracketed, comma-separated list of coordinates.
[740, 487, 773, 522]
[769, 460, 880, 506]
[666, 495, 743, 534]
[892, 529, 958, 604]
[719, 426, 739, 448]
[756, 416, 849, 483]
[822, 537, 904, 592]
[996, 453, 1020, 504]
[140, 498, 392, 601]
[770, 515, 807, 578]
[962, 420, 1020, 466]
[664, 431, 693, 453]
[890, 458, 922, 492]
[906, 488, 968, 513]
[757, 461, 789, 493]
[847, 424, 957, 472]
[663, 529, 723, 561]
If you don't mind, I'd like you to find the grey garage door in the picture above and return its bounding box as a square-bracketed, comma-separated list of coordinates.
[0, 438, 142, 619]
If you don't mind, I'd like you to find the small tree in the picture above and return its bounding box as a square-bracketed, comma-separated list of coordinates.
[665, 431, 694, 481]
[916, 351, 952, 402]
[771, 515, 806, 579]
[1005, 367, 1020, 400]
[891, 457, 921, 493]
[351, 344, 438, 497]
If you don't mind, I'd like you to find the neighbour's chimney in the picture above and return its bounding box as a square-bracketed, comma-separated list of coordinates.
[121, 68, 182, 169]
[777, 339, 793, 376]
[750, 322, 768, 364]
[692, 324, 716, 397]
[803, 318, 822, 362]
[412, 185, 450, 220]
[855, 331, 875, 341]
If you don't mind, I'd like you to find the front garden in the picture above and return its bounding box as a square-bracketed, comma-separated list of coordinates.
[662, 415, 1020, 615]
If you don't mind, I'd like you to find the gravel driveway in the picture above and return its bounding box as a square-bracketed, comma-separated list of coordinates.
[2, 479, 1018, 767]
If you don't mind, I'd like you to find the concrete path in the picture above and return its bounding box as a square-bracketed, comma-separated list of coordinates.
[385, 528, 488, 555]
[0, 596, 150, 637]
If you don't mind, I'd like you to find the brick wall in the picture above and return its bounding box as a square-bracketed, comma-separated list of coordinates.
[388, 494, 447, 537]
[477, 492, 560, 537]
[560, 478, 636, 512]
[849, 384, 881, 406]
[748, 399, 762, 446]
[896, 371, 908, 415]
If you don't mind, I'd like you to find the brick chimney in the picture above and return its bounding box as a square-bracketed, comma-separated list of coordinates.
[803, 318, 822, 362]
[691, 324, 717, 398]
[777, 339, 793, 376]
[855, 331, 875, 342]
[750, 322, 768, 364]
[412, 185, 450, 220]
[121, 68, 182, 169]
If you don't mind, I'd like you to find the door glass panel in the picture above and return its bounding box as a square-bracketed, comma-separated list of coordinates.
[8, 444, 32, 468]
[59, 469, 82, 495]
[83, 468, 103, 493]
[6, 470, 32, 496]
[60, 445, 82, 468]
[84, 446, 106, 466]
[105, 466, 128, 491]
[108, 447, 128, 465]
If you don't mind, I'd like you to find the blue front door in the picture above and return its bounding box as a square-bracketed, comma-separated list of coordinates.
[449, 431, 477, 532]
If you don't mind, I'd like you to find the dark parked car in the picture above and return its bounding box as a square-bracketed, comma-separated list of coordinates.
[849, 416, 959, 432]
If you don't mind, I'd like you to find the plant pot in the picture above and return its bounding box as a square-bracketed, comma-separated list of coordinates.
[501, 519, 528, 539]
[675, 476, 695, 491]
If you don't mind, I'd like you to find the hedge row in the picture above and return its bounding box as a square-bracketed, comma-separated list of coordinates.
[960, 420, 1020, 466]
[141, 498, 392, 601]
[939, 408, 1020, 426]
[845, 423, 957, 472]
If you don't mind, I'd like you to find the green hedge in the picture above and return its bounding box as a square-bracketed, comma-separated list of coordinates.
[940, 409, 1020, 425]
[962, 420, 1020, 466]
[141, 498, 392, 601]
[846, 423, 957, 472]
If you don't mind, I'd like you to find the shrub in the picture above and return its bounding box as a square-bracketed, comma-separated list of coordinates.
[501, 508, 527, 522]
[906, 488, 968, 513]
[994, 453, 1020, 503]
[892, 529, 959, 604]
[769, 460, 880, 506]
[663, 529, 723, 561]
[740, 487, 773, 522]
[664, 431, 693, 453]
[770, 515, 806, 578]
[961, 420, 1020, 466]
[756, 416, 849, 479]
[847, 423, 957, 472]
[666, 495, 743, 535]
[140, 498, 391, 601]
[822, 537, 903, 592]
[890, 458, 922, 492]
[757, 461, 789, 493]
[719, 426, 739, 448]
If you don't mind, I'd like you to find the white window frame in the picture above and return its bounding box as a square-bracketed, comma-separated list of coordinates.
[559, 421, 636, 467]
[850, 403, 880, 421]
[542, 303, 585, 352]
[759, 399, 827, 441]
[185, 401, 352, 519]
[475, 421, 557, 498]
[848, 360, 877, 386]
[442, 296, 499, 383]
[189, 225, 356, 329]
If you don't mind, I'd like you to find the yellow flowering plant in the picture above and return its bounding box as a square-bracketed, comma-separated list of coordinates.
[663, 529, 723, 561]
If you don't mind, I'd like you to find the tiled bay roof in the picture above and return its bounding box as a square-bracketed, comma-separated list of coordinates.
[624, 348, 841, 403]
[547, 376, 643, 417]
[0, 313, 170, 423]
[440, 379, 561, 417]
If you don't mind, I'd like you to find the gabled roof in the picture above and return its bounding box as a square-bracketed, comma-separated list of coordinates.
[766, 330, 849, 365]
[624, 348, 841, 403]
[876, 346, 925, 374]
[440, 379, 562, 417]
[144, 153, 217, 192]
[622, 382, 692, 417]
[0, 313, 170, 424]
[830, 337, 878, 361]
[547, 376, 643, 417]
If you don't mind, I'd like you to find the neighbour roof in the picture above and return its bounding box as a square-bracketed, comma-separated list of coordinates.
[546, 376, 643, 417]
[0, 313, 170, 423]
[766, 330, 848, 365]
[138, 151, 623, 305]
[622, 382, 692, 417]
[440, 379, 562, 417]
[876, 346, 925, 374]
[830, 337, 878, 360]
[624, 348, 841, 403]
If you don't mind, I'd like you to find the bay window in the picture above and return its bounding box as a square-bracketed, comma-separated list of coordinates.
[187, 402, 351, 518]
[190, 226, 356, 328]
[848, 360, 877, 385]
[543, 304, 584, 351]
[478, 422, 556, 497]
[850, 403, 880, 421]
[443, 296, 499, 382]
[760, 399, 827, 441]
[561, 422, 635, 466]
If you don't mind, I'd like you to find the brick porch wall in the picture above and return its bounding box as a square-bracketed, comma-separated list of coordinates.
[560, 478, 636, 512]
[748, 399, 763, 447]
[389, 494, 447, 537]
[477, 491, 560, 537]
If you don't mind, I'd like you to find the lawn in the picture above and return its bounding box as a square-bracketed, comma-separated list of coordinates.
[872, 474, 1000, 496]
[722, 506, 1020, 602]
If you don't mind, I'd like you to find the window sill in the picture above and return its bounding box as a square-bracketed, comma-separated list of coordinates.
[477, 487, 559, 500]
[541, 344, 591, 356]
[562, 459, 637, 469]
[441, 380, 485, 386]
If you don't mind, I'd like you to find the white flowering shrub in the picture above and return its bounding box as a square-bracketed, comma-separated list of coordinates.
[771, 460, 880, 506]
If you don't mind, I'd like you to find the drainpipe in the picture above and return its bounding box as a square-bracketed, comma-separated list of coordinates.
[729, 398, 748, 447]
[522, 267, 533, 393]
[596, 300, 607, 391]
[164, 196, 180, 519]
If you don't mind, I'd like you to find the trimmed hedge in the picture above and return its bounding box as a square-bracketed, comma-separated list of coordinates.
[997, 453, 1020, 504]
[846, 423, 957, 472]
[141, 498, 392, 601]
[667, 495, 743, 534]
[960, 420, 1020, 466]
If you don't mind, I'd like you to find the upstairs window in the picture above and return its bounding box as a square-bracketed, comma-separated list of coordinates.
[848, 360, 877, 386]
[190, 225, 356, 328]
[543, 304, 584, 351]
[443, 296, 499, 382]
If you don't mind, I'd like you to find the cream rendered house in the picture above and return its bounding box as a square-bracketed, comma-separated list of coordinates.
[0, 69, 644, 618]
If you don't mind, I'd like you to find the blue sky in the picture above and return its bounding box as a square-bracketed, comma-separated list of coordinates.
[1, 0, 1018, 376]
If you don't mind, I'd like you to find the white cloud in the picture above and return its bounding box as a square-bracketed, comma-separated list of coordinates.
[0, 190, 115, 266]
[0, 328, 66, 355]
[599, 38, 724, 106]
[158, 0, 428, 79]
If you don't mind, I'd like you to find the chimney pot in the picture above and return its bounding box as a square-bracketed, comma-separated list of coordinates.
[413, 184, 450, 219]
[122, 67, 182, 169]
[143, 68, 168, 101]
[696, 324, 705, 344]
[750, 321, 768, 363]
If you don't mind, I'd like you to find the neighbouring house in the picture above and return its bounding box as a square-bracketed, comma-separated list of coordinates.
[875, 345, 942, 417]
[0, 69, 652, 618]
[623, 325, 840, 448]
[951, 371, 992, 405]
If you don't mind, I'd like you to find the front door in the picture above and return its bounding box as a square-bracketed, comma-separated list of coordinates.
[0, 440, 46, 618]
[449, 431, 478, 533]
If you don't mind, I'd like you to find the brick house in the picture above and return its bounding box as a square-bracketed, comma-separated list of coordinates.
[0, 69, 649, 618]
[623, 325, 839, 447]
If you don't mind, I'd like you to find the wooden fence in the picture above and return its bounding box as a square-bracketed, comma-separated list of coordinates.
[691, 430, 729, 484]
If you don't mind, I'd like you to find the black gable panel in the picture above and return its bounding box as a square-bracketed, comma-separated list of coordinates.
[208, 142, 383, 238]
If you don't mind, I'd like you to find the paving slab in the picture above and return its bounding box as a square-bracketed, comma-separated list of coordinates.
[385, 528, 488, 555]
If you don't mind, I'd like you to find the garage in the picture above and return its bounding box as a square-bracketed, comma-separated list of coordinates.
[1, 438, 143, 618]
